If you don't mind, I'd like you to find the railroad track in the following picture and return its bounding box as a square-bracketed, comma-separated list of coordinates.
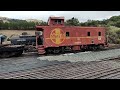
[1, 56, 120, 79]
[22, 45, 119, 57]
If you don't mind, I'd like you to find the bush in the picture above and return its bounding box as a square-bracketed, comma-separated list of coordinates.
[22, 32, 28, 35]
[106, 26, 120, 44]
[116, 39, 120, 44]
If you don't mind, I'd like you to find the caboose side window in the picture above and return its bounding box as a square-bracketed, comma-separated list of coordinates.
[87, 32, 90, 36]
[66, 32, 69, 37]
[98, 32, 101, 36]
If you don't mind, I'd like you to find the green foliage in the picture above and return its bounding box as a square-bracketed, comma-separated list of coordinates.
[109, 16, 120, 22]
[39, 21, 47, 26]
[106, 26, 120, 44]
[1, 15, 120, 30]
[65, 17, 80, 26]
[65, 15, 120, 28]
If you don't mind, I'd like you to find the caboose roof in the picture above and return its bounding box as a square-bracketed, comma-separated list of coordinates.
[49, 17, 64, 20]
[36, 25, 105, 28]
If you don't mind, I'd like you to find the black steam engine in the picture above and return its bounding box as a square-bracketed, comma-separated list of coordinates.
[10, 35, 36, 46]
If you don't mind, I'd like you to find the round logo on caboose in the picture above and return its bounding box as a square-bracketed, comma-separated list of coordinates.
[50, 28, 65, 44]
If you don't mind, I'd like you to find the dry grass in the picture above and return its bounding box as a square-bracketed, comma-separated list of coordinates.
[0, 30, 35, 37]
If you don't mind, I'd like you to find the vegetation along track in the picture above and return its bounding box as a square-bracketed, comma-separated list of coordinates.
[0, 56, 120, 79]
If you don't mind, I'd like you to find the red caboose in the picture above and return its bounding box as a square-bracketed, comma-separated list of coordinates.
[35, 17, 108, 54]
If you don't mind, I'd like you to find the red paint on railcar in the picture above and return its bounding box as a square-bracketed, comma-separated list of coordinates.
[35, 17, 108, 54]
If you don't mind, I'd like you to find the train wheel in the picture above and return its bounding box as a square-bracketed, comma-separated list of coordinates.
[53, 48, 60, 54]
[99, 45, 105, 50]
[92, 46, 98, 51]
[45, 49, 52, 54]
[61, 47, 65, 54]
[14, 51, 23, 57]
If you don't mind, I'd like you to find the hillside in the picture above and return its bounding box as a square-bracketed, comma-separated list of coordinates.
[84, 15, 120, 27]
[0, 16, 47, 30]
[0, 16, 42, 23]
[1, 15, 120, 29]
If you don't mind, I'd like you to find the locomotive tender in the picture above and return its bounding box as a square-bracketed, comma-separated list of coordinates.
[35, 17, 108, 54]
[11, 35, 36, 46]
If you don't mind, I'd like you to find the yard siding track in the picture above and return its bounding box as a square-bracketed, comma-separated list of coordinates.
[0, 57, 120, 79]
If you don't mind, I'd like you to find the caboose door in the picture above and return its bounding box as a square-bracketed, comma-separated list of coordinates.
[35, 29, 44, 46]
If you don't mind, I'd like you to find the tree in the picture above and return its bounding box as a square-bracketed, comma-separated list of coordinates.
[65, 17, 80, 26]
[114, 21, 120, 27]
[0, 21, 4, 30]
[39, 21, 47, 26]
[109, 16, 120, 22]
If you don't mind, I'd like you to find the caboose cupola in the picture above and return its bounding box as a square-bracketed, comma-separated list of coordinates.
[48, 17, 65, 26]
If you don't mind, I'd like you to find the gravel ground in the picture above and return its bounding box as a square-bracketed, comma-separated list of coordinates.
[0, 53, 69, 73]
[1, 48, 120, 73]
[37, 49, 120, 62]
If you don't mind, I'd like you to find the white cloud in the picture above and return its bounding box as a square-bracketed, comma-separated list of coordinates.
[0, 11, 120, 22]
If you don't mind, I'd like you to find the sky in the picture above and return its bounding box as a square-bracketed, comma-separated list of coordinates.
[0, 11, 120, 22]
